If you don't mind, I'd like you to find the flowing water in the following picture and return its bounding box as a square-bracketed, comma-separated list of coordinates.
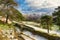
[23, 30, 48, 40]
[16, 27, 48, 40]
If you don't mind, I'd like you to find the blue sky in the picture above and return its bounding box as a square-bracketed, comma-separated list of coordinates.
[15, 0, 60, 14]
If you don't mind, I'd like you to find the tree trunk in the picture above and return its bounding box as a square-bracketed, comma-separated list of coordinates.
[6, 5, 9, 23]
[48, 26, 49, 33]
[47, 23, 49, 33]
[6, 14, 9, 23]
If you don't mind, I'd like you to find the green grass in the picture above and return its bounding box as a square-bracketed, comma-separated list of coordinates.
[0, 21, 15, 30]
[0, 24, 15, 40]
[0, 21, 15, 40]
[51, 25, 59, 30]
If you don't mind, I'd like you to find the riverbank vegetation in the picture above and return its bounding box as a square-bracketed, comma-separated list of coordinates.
[24, 6, 60, 34]
[0, 0, 60, 40]
[22, 25, 60, 40]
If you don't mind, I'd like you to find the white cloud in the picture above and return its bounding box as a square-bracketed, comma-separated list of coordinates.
[25, 0, 60, 8]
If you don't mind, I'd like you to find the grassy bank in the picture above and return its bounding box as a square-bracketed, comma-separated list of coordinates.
[0, 21, 25, 40]
[0, 24, 14, 30]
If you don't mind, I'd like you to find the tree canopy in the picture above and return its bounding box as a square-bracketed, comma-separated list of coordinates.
[53, 6, 60, 29]
[0, 0, 24, 23]
[40, 15, 53, 33]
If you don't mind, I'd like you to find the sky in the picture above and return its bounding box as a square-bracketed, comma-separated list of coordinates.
[15, 0, 60, 15]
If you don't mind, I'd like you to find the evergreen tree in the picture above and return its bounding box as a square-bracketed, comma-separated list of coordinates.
[41, 15, 53, 33]
[53, 6, 60, 30]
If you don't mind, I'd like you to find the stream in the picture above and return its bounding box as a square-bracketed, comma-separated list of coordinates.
[15, 27, 48, 40]
[23, 30, 48, 40]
